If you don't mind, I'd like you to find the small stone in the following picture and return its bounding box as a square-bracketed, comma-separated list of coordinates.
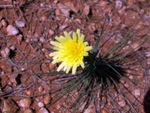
[49, 63, 57, 70]
[134, 89, 140, 96]
[75, 19, 81, 24]
[3, 0, 12, 3]
[17, 34, 23, 44]
[10, 76, 17, 84]
[37, 107, 49, 113]
[38, 102, 44, 107]
[115, 1, 123, 9]
[21, 67, 26, 72]
[83, 3, 90, 15]
[44, 94, 51, 104]
[7, 25, 19, 35]
[26, 38, 30, 43]
[101, 108, 108, 113]
[1, 47, 10, 58]
[59, 24, 68, 30]
[40, 15, 47, 21]
[26, 90, 32, 96]
[10, 45, 15, 51]
[1, 19, 7, 27]
[129, 75, 133, 80]
[48, 29, 54, 36]
[1, 71, 5, 75]
[84, 107, 94, 113]
[132, 42, 141, 51]
[88, 23, 96, 33]
[24, 108, 33, 113]
[40, 3, 45, 7]
[18, 98, 32, 108]
[124, 83, 129, 88]
[64, 2, 78, 13]
[118, 101, 126, 107]
[55, 9, 61, 15]
[57, 3, 70, 16]
[1, 99, 19, 113]
[146, 52, 150, 57]
[40, 37, 45, 43]
[31, 37, 38, 42]
[54, 0, 58, 4]
[38, 86, 43, 92]
[15, 20, 25, 28]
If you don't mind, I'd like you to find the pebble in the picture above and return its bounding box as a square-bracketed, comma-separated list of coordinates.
[38, 102, 44, 107]
[7, 25, 19, 35]
[84, 107, 94, 113]
[88, 23, 96, 33]
[20, 67, 26, 72]
[1, 47, 10, 58]
[101, 108, 108, 113]
[37, 107, 49, 113]
[132, 42, 141, 51]
[49, 63, 57, 70]
[59, 24, 68, 30]
[1, 19, 7, 27]
[48, 29, 54, 36]
[55, 9, 61, 15]
[17, 34, 23, 44]
[10, 45, 15, 51]
[83, 3, 90, 15]
[115, 1, 123, 9]
[64, 2, 78, 13]
[18, 98, 32, 108]
[118, 101, 126, 107]
[26, 90, 32, 96]
[129, 75, 133, 80]
[57, 3, 70, 16]
[3, 0, 13, 3]
[24, 108, 33, 113]
[40, 37, 46, 43]
[75, 19, 82, 24]
[38, 86, 43, 92]
[40, 15, 47, 21]
[10, 76, 17, 84]
[15, 20, 25, 28]
[134, 89, 140, 96]
[44, 94, 51, 104]
[31, 37, 38, 42]
[1, 99, 19, 113]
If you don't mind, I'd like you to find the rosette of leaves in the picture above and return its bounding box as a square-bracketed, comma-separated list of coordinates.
[46, 10, 149, 112]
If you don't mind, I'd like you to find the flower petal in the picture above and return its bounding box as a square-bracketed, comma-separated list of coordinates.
[64, 31, 71, 40]
[77, 29, 80, 41]
[73, 32, 77, 41]
[66, 65, 72, 74]
[72, 65, 77, 75]
[49, 52, 60, 57]
[50, 41, 61, 48]
[85, 46, 93, 51]
[79, 34, 85, 43]
[57, 62, 66, 72]
[80, 61, 85, 68]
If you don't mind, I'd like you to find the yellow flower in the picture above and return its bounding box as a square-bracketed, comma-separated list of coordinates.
[49, 29, 92, 75]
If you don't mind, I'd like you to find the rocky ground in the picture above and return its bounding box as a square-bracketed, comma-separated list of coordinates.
[0, 0, 150, 113]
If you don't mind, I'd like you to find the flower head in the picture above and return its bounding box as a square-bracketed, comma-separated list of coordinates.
[49, 29, 92, 75]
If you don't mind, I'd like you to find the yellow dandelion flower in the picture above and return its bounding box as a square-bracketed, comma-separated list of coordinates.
[49, 29, 92, 75]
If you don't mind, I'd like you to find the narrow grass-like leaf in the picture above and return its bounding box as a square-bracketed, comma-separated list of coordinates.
[93, 19, 108, 53]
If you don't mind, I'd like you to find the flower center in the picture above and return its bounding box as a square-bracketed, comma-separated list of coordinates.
[61, 40, 85, 65]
